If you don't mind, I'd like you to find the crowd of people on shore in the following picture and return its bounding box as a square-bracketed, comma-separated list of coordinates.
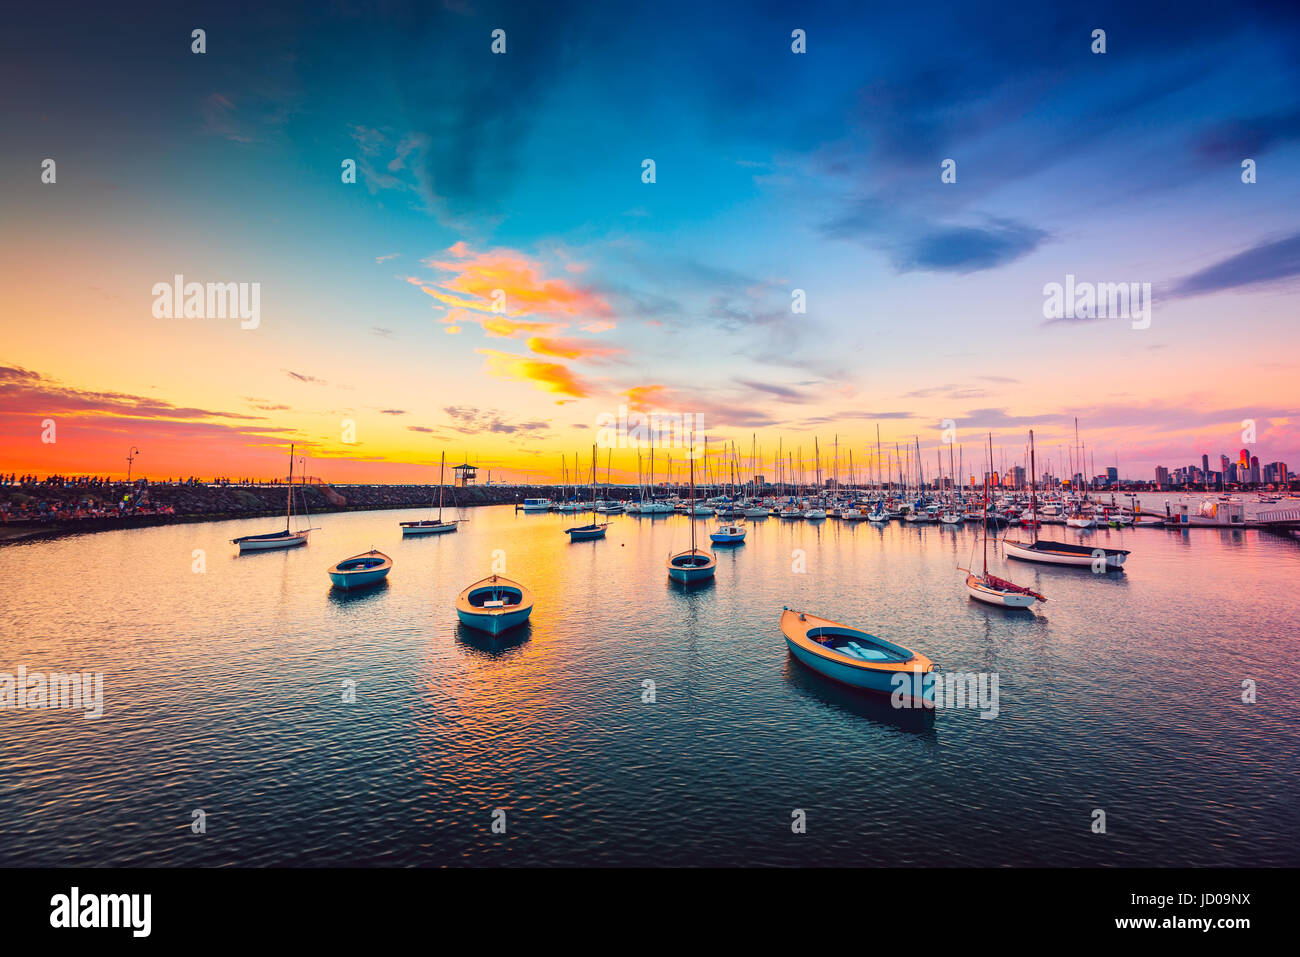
[1, 474, 289, 488]
[1, 491, 174, 524]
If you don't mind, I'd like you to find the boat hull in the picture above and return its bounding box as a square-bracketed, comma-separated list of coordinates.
[1003, 538, 1128, 568]
[457, 605, 533, 635]
[667, 548, 716, 582]
[965, 575, 1036, 608]
[400, 521, 457, 536]
[566, 523, 608, 541]
[233, 531, 309, 552]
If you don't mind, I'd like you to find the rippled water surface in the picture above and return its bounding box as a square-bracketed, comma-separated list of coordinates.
[2, 504, 1297, 866]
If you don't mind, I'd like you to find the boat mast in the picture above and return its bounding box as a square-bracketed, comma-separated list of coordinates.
[689, 434, 697, 552]
[438, 451, 446, 522]
[984, 433, 994, 576]
[590, 444, 598, 523]
[1029, 429, 1039, 544]
[286, 443, 294, 528]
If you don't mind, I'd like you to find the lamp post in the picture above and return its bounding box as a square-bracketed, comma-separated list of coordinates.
[127, 446, 141, 484]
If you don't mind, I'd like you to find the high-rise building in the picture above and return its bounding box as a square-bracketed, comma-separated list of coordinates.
[1249, 456, 1261, 484]
[1154, 466, 1169, 488]
[1202, 453, 1209, 474]
[1106, 466, 1118, 484]
[1240, 448, 1251, 469]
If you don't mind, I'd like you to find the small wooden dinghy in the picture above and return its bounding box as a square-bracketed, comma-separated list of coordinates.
[327, 549, 392, 589]
[667, 547, 717, 582]
[709, 523, 747, 544]
[780, 607, 936, 703]
[668, 439, 716, 582]
[455, 575, 534, 635]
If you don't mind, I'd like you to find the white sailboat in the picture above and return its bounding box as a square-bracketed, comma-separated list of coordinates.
[400, 451, 461, 535]
[961, 434, 1045, 608]
[231, 444, 313, 552]
[1003, 429, 1130, 569]
[566, 445, 610, 541]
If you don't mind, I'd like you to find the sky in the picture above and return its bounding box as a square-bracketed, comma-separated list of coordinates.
[2, 0, 1299, 485]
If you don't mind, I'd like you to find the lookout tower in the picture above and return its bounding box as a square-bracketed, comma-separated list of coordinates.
[453, 462, 477, 487]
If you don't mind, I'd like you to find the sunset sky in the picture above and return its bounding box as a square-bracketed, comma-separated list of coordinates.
[3, 0, 1299, 484]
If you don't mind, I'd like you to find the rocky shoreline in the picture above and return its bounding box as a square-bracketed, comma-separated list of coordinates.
[0, 483, 614, 544]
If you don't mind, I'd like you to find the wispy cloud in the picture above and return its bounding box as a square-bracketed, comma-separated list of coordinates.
[1169, 230, 1300, 297]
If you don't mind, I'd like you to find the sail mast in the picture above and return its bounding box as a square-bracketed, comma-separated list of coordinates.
[286, 444, 294, 527]
[689, 435, 697, 551]
[984, 433, 993, 575]
[438, 451, 445, 522]
[1029, 429, 1039, 544]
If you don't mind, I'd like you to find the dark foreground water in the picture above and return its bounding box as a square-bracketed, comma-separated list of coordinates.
[1, 504, 1297, 866]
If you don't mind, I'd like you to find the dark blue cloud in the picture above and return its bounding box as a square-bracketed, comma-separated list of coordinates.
[1170, 231, 1300, 297]
[898, 220, 1048, 274]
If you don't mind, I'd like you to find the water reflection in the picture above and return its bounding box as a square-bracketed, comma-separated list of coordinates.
[327, 579, 392, 606]
[783, 654, 938, 735]
[454, 619, 532, 657]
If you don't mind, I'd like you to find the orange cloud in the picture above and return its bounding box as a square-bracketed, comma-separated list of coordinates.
[625, 385, 669, 411]
[527, 336, 623, 360]
[415, 244, 613, 330]
[478, 349, 591, 399]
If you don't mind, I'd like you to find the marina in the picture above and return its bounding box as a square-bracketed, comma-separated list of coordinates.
[1, 500, 1296, 867]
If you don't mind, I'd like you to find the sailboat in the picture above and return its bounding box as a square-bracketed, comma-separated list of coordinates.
[566, 445, 610, 541]
[400, 451, 461, 535]
[961, 434, 1045, 608]
[667, 436, 717, 582]
[710, 521, 747, 544]
[1003, 429, 1131, 569]
[231, 444, 313, 552]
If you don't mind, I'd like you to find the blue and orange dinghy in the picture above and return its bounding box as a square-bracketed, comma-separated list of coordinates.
[327, 550, 392, 589]
[780, 607, 936, 705]
[456, 575, 534, 635]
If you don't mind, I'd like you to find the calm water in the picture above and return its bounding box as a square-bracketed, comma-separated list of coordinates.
[1, 504, 1297, 866]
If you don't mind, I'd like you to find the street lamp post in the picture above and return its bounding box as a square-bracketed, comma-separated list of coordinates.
[127, 446, 141, 484]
